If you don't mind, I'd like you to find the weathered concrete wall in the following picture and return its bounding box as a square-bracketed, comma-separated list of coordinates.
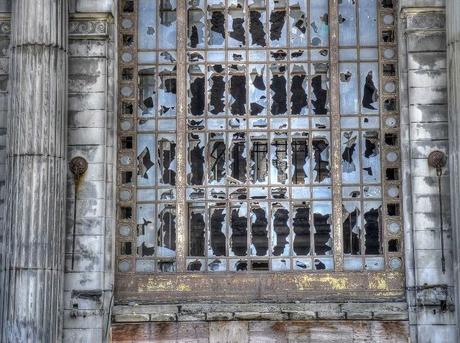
[63, 1, 116, 341]
[399, 2, 457, 342]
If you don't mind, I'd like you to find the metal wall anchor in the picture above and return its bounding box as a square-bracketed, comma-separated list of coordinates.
[428, 150, 447, 273]
[69, 156, 88, 270]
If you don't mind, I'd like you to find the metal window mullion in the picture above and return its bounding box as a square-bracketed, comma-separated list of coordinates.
[329, 0, 343, 271]
[175, 0, 188, 272]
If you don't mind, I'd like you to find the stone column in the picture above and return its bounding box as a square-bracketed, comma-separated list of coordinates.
[447, 0, 460, 341]
[0, 1, 68, 342]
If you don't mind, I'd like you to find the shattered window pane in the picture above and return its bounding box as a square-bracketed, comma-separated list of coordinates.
[189, 207, 205, 257]
[339, 0, 386, 262]
[117, 0, 396, 274]
[183, 0, 332, 271]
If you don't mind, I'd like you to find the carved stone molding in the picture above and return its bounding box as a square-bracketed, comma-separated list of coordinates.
[69, 16, 111, 38]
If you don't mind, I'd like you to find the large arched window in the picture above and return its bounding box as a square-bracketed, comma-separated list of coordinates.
[116, 0, 403, 302]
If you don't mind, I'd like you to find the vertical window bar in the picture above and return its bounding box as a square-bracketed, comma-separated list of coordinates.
[329, 0, 344, 271]
[175, 0, 188, 272]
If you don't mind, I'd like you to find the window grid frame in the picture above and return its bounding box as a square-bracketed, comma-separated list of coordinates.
[115, 0, 404, 301]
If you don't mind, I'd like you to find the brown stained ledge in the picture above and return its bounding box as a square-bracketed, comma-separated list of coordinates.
[115, 271, 405, 304]
[112, 302, 408, 323]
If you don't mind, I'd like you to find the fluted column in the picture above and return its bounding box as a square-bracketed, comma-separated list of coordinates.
[447, 0, 460, 341]
[0, 1, 68, 342]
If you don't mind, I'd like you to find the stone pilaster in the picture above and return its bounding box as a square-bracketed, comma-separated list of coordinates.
[447, 0, 460, 340]
[0, 1, 68, 342]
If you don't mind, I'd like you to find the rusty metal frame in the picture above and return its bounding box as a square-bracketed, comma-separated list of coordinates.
[115, 0, 404, 302]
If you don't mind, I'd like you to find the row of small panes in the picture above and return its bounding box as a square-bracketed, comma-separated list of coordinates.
[187, 0, 329, 49]
[379, 1, 403, 272]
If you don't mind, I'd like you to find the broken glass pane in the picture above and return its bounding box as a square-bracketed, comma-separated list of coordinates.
[359, 0, 377, 46]
[157, 204, 176, 257]
[230, 132, 247, 183]
[362, 130, 381, 184]
[230, 203, 248, 256]
[250, 203, 269, 256]
[361, 63, 379, 113]
[270, 64, 287, 115]
[343, 201, 361, 255]
[339, 63, 358, 114]
[250, 9, 267, 47]
[271, 203, 290, 256]
[159, 0, 177, 49]
[338, 0, 357, 46]
[269, 8, 287, 47]
[313, 202, 332, 255]
[157, 135, 176, 186]
[209, 206, 227, 256]
[364, 202, 382, 255]
[187, 133, 205, 186]
[138, 67, 156, 116]
[291, 136, 309, 184]
[250, 137, 269, 184]
[137, 204, 155, 257]
[311, 63, 329, 115]
[341, 130, 360, 184]
[189, 206, 206, 256]
[249, 64, 267, 116]
[310, 0, 329, 47]
[229, 71, 247, 115]
[290, 63, 308, 115]
[208, 133, 226, 184]
[138, 0, 156, 49]
[228, 10, 245, 48]
[158, 66, 176, 116]
[189, 8, 205, 48]
[293, 203, 310, 256]
[137, 134, 155, 186]
[271, 135, 288, 184]
[312, 134, 331, 184]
